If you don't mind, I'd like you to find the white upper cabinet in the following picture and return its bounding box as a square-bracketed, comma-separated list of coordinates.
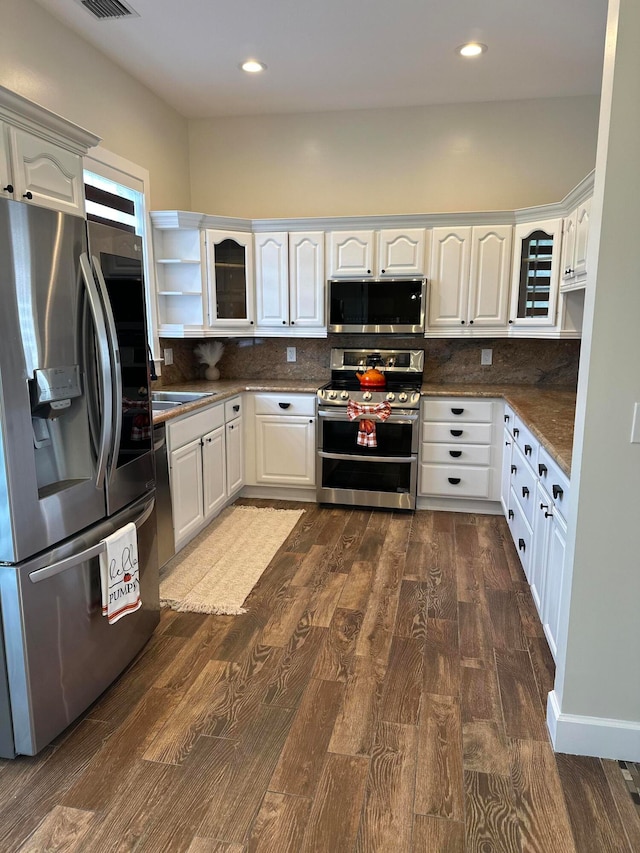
[205, 229, 255, 333]
[329, 228, 426, 278]
[468, 225, 513, 328]
[255, 232, 289, 328]
[289, 231, 325, 328]
[509, 218, 562, 328]
[428, 227, 472, 328]
[255, 230, 325, 333]
[377, 229, 427, 276]
[9, 128, 84, 216]
[328, 230, 375, 277]
[561, 196, 591, 290]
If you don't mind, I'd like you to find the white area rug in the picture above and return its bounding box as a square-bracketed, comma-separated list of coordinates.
[159, 505, 304, 615]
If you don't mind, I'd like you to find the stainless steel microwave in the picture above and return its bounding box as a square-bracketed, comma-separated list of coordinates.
[328, 277, 426, 334]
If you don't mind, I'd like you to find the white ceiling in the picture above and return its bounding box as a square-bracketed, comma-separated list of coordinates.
[35, 0, 608, 119]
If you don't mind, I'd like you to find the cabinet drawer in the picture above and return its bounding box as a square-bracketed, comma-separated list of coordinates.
[168, 403, 224, 450]
[510, 442, 537, 527]
[254, 393, 316, 417]
[421, 422, 493, 445]
[538, 447, 571, 521]
[512, 417, 539, 467]
[422, 398, 493, 423]
[225, 396, 242, 422]
[507, 486, 533, 577]
[420, 442, 492, 466]
[419, 463, 491, 499]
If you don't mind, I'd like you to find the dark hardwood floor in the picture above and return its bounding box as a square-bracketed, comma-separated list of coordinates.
[1, 502, 639, 852]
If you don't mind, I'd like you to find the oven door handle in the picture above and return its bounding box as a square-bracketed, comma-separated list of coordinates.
[318, 450, 416, 464]
[318, 410, 418, 423]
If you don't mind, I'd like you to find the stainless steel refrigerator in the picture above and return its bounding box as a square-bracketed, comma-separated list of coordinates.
[0, 199, 159, 758]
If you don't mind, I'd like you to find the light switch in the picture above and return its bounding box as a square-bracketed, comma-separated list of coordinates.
[631, 402, 640, 443]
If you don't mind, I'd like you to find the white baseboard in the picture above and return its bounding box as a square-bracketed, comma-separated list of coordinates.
[547, 690, 640, 761]
[240, 485, 316, 503]
[415, 497, 503, 515]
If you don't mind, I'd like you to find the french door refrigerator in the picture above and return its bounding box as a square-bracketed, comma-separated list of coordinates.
[0, 199, 159, 758]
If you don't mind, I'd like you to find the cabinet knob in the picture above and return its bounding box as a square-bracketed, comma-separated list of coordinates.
[538, 464, 547, 476]
[469, 319, 474, 324]
[291, 320, 295, 324]
[518, 538, 526, 552]
[309, 419, 313, 423]
[381, 269, 385, 274]
[524, 444, 532, 456]
[250, 320, 254, 324]
[508, 319, 514, 324]
[2, 184, 13, 193]
[552, 484, 564, 500]
[448, 477, 461, 485]
[450, 429, 463, 437]
[505, 440, 511, 446]
[367, 269, 371, 274]
[451, 408, 464, 415]
[23, 191, 33, 200]
[282, 320, 286, 324]
[460, 320, 465, 325]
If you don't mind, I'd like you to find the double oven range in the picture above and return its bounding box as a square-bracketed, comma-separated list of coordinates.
[316, 348, 424, 510]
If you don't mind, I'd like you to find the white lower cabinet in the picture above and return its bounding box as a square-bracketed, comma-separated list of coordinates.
[419, 397, 503, 503]
[502, 403, 570, 662]
[249, 393, 316, 487]
[168, 395, 244, 552]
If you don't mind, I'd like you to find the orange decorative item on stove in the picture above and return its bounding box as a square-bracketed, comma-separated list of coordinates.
[355, 366, 386, 388]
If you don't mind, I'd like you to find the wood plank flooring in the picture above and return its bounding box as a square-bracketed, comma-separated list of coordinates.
[2, 502, 639, 852]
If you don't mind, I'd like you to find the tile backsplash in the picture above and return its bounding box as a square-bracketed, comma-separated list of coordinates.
[158, 335, 580, 388]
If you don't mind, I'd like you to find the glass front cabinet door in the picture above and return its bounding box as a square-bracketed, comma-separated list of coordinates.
[205, 230, 255, 331]
[509, 218, 562, 328]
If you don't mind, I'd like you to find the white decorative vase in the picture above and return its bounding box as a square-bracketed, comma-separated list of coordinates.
[204, 365, 220, 381]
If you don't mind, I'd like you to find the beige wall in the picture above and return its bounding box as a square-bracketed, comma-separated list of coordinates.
[189, 96, 600, 218]
[0, 0, 191, 210]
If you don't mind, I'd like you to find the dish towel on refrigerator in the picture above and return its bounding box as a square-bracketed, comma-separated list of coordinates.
[99, 522, 142, 624]
[347, 400, 392, 448]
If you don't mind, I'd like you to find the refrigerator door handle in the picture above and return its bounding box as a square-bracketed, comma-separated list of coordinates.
[90, 255, 123, 480]
[27, 498, 155, 584]
[79, 253, 113, 490]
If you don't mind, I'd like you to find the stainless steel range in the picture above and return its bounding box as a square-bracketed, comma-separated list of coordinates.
[316, 348, 424, 510]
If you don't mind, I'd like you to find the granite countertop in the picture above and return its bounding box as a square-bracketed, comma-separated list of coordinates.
[153, 379, 576, 477]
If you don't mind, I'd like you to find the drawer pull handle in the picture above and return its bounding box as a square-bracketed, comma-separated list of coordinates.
[511, 465, 517, 474]
[233, 404, 240, 412]
[518, 538, 526, 552]
[508, 509, 514, 520]
[278, 402, 291, 409]
[552, 484, 564, 500]
[524, 444, 532, 456]
[538, 464, 547, 476]
[449, 450, 462, 458]
[451, 408, 464, 415]
[504, 414, 510, 422]
[513, 428, 520, 437]
[450, 429, 463, 437]
[448, 477, 461, 485]
[541, 504, 553, 518]
[522, 486, 530, 498]
[2, 183, 13, 194]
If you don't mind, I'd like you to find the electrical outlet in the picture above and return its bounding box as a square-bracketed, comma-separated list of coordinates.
[163, 347, 173, 366]
[286, 346, 297, 363]
[481, 348, 493, 366]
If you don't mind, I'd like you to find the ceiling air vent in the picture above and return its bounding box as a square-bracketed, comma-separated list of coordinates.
[76, 0, 140, 20]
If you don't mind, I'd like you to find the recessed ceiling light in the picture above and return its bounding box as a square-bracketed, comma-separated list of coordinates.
[241, 60, 267, 73]
[456, 42, 488, 58]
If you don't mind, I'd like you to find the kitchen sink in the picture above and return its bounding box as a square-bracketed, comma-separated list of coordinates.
[151, 390, 216, 403]
[151, 400, 181, 410]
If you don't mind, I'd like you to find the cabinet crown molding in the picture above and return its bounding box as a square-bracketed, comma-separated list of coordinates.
[0, 85, 100, 155]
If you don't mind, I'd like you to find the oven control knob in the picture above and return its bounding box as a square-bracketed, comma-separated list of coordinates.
[328, 390, 337, 400]
[386, 392, 395, 402]
[362, 391, 372, 401]
[340, 390, 349, 400]
[398, 392, 408, 403]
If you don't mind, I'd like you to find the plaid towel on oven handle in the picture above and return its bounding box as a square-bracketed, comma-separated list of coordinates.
[346, 400, 392, 448]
